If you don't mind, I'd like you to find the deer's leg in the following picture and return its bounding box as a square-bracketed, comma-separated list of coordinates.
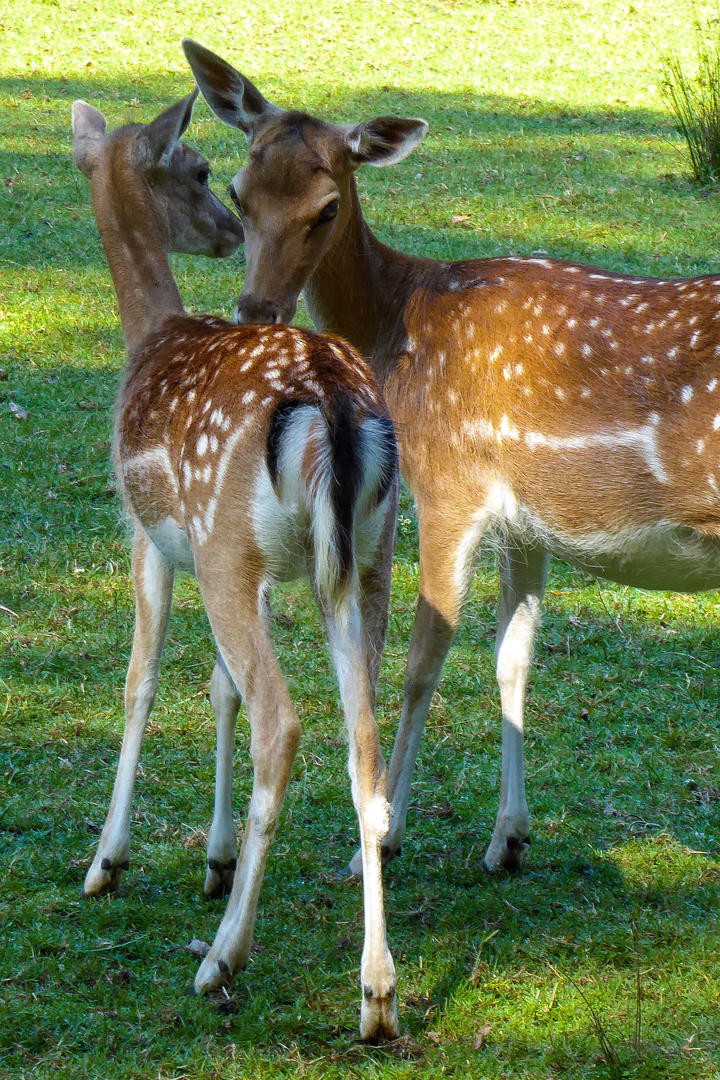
[348, 504, 488, 874]
[359, 486, 398, 698]
[326, 602, 398, 1041]
[204, 655, 242, 899]
[194, 590, 301, 993]
[484, 542, 548, 873]
[84, 529, 173, 896]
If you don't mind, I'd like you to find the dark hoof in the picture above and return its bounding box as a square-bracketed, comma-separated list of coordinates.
[205, 880, 232, 900]
[101, 857, 129, 872]
[381, 844, 401, 867]
[483, 836, 531, 875]
[205, 858, 237, 899]
[501, 836, 531, 874]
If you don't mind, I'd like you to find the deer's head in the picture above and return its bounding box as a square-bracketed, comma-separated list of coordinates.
[183, 40, 427, 325]
[72, 90, 244, 259]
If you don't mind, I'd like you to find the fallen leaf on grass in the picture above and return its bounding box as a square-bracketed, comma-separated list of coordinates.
[427, 1031, 442, 1044]
[474, 1024, 492, 1049]
[186, 938, 210, 958]
[8, 401, 27, 419]
[451, 214, 472, 225]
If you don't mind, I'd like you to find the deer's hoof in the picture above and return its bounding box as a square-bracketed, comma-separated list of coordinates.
[483, 834, 531, 874]
[194, 952, 234, 995]
[82, 856, 129, 896]
[360, 983, 399, 1043]
[204, 857, 237, 899]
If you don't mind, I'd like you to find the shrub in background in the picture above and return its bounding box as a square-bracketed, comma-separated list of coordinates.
[663, 11, 720, 183]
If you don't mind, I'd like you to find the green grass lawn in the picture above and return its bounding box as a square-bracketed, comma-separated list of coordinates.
[2, 1, 720, 1076]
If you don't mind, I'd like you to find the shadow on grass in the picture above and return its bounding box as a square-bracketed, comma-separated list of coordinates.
[1, 71, 715, 279]
[3, 765, 718, 1077]
[4, 585, 720, 1073]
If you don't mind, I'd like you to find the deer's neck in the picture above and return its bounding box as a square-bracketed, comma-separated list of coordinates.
[91, 160, 184, 358]
[303, 178, 427, 385]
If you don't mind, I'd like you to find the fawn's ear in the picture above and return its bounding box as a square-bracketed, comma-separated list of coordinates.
[345, 116, 428, 169]
[142, 88, 199, 167]
[183, 38, 279, 140]
[71, 100, 107, 177]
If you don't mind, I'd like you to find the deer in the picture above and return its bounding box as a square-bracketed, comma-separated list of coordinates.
[184, 39, 720, 882]
[71, 90, 400, 1040]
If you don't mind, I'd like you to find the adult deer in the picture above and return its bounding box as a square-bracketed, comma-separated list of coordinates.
[72, 91, 400, 1039]
[185, 39, 720, 877]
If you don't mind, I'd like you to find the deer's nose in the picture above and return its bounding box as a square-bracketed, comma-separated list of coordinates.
[234, 296, 284, 326]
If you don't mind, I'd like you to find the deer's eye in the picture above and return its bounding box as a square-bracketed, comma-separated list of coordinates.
[314, 198, 339, 229]
[197, 167, 210, 186]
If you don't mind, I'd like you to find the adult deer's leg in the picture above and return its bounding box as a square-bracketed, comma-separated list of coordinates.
[483, 542, 548, 872]
[361, 502, 490, 870]
[326, 600, 398, 1041]
[204, 655, 242, 898]
[194, 585, 301, 993]
[84, 528, 174, 895]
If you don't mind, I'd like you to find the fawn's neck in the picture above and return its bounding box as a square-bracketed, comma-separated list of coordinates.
[91, 152, 184, 358]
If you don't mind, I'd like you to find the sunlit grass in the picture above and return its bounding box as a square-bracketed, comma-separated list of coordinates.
[2, 1, 720, 1077]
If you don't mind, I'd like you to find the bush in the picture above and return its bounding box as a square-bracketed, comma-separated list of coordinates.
[662, 12, 720, 184]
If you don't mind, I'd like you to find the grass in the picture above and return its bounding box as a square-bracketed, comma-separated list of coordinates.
[2, 0, 720, 1077]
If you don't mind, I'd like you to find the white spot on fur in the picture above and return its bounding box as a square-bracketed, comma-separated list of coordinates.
[499, 414, 519, 440]
[205, 497, 218, 533]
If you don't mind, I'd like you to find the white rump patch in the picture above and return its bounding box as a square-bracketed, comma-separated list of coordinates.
[145, 517, 194, 572]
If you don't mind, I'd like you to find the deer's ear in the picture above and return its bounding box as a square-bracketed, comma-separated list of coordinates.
[71, 100, 107, 177]
[183, 38, 279, 140]
[142, 88, 199, 167]
[345, 116, 428, 169]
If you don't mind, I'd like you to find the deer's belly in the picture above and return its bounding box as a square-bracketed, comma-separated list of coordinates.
[526, 514, 720, 592]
